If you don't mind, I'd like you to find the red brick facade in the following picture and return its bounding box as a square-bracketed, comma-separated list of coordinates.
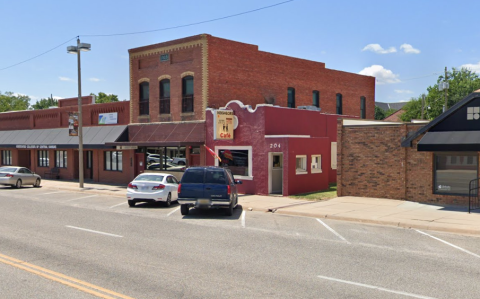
[129, 34, 375, 124]
[337, 120, 474, 205]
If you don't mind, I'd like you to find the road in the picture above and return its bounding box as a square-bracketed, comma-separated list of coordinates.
[1, 186, 480, 298]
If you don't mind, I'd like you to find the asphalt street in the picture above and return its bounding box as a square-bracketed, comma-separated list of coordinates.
[1, 186, 480, 298]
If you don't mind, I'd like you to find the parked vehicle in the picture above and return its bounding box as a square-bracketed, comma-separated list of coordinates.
[171, 157, 187, 165]
[0, 166, 41, 188]
[177, 166, 242, 216]
[147, 154, 173, 164]
[127, 173, 179, 207]
[147, 162, 186, 172]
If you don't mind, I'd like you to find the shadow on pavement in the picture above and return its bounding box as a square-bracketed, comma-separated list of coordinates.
[181, 205, 243, 220]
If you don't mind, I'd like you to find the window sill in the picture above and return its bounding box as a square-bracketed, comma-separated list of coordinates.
[233, 175, 253, 181]
[311, 169, 323, 174]
[296, 171, 308, 175]
[181, 112, 195, 116]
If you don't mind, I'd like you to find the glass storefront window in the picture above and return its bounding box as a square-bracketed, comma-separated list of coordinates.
[218, 149, 250, 177]
[434, 153, 478, 195]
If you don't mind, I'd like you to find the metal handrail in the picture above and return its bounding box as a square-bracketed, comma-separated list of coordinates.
[469, 178, 480, 213]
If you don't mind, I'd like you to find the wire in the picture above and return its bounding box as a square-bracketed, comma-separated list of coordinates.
[401, 72, 440, 82]
[81, 0, 294, 37]
[0, 36, 77, 71]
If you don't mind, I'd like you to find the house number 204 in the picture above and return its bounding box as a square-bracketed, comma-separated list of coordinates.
[270, 143, 281, 149]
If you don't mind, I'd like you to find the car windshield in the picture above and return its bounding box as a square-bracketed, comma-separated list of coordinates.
[0, 167, 16, 173]
[134, 174, 164, 182]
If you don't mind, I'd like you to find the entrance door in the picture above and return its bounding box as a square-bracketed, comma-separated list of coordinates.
[269, 153, 283, 194]
[18, 150, 31, 168]
[85, 151, 93, 180]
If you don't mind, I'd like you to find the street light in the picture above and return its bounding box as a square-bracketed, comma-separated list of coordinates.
[67, 37, 91, 188]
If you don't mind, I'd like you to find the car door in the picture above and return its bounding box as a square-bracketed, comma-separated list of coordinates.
[21, 168, 35, 184]
[170, 176, 179, 199]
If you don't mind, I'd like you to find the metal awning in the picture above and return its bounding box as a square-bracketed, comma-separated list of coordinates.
[417, 131, 480, 151]
[106, 122, 205, 147]
[0, 125, 127, 149]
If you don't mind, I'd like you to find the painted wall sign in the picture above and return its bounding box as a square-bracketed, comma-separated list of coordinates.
[160, 54, 170, 62]
[99, 112, 118, 125]
[68, 112, 79, 136]
[16, 145, 57, 149]
[214, 110, 235, 140]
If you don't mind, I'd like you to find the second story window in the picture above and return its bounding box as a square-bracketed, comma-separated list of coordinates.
[288, 87, 295, 108]
[313, 90, 320, 108]
[139, 82, 149, 115]
[159, 79, 170, 114]
[336, 93, 343, 115]
[182, 76, 194, 113]
[360, 96, 366, 119]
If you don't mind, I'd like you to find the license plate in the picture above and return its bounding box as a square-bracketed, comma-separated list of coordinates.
[198, 199, 210, 205]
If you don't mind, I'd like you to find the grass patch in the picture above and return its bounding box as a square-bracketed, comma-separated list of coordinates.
[289, 183, 337, 201]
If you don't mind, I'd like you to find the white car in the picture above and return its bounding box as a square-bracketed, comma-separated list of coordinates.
[147, 154, 172, 164]
[171, 157, 187, 165]
[127, 173, 179, 207]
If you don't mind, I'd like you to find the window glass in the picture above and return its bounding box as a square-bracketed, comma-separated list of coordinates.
[55, 151, 67, 168]
[160, 79, 170, 98]
[106, 152, 111, 170]
[2, 150, 12, 165]
[360, 96, 366, 119]
[181, 169, 205, 183]
[183, 76, 194, 95]
[218, 149, 250, 176]
[118, 151, 123, 171]
[336, 93, 343, 115]
[296, 155, 307, 174]
[205, 170, 227, 184]
[435, 153, 478, 195]
[288, 87, 295, 108]
[313, 90, 320, 108]
[140, 82, 149, 101]
[311, 155, 322, 173]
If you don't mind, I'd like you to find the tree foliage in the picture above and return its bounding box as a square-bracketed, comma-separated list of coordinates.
[374, 106, 386, 120]
[401, 68, 480, 121]
[0, 91, 30, 112]
[91, 92, 119, 103]
[31, 94, 58, 110]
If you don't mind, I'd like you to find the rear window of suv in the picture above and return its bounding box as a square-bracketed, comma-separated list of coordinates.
[205, 170, 227, 184]
[181, 169, 205, 183]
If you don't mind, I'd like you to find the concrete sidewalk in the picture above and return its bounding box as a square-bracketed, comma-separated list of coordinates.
[39, 179, 480, 236]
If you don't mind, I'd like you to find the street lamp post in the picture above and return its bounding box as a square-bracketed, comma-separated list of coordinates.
[67, 38, 91, 188]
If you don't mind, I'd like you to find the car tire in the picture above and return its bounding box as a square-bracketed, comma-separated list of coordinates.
[225, 201, 234, 216]
[34, 179, 41, 188]
[128, 200, 135, 207]
[177, 161, 186, 165]
[164, 193, 172, 207]
[180, 204, 189, 215]
[15, 179, 22, 189]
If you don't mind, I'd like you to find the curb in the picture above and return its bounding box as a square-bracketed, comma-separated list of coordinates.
[40, 185, 125, 198]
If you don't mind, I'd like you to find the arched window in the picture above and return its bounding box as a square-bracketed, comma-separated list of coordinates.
[139, 82, 149, 115]
[288, 87, 295, 108]
[159, 79, 170, 114]
[336, 93, 343, 115]
[182, 76, 194, 113]
[313, 90, 320, 108]
[360, 96, 366, 119]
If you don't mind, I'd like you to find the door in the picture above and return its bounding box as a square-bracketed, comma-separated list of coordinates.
[269, 153, 283, 194]
[135, 153, 145, 176]
[85, 151, 93, 180]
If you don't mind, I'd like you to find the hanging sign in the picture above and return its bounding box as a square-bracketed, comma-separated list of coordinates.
[214, 110, 234, 140]
[99, 112, 118, 124]
[69, 112, 79, 136]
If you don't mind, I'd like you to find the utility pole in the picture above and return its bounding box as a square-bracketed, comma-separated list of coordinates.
[421, 94, 425, 119]
[444, 67, 448, 112]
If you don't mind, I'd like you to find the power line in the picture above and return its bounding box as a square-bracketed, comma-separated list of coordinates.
[401, 72, 440, 82]
[81, 0, 294, 37]
[0, 36, 77, 71]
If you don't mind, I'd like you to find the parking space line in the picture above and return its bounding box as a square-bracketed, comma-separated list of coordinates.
[317, 275, 437, 299]
[241, 210, 246, 228]
[109, 202, 127, 209]
[64, 195, 97, 202]
[167, 207, 180, 217]
[316, 219, 350, 244]
[66, 226, 123, 238]
[41, 191, 65, 195]
[415, 229, 480, 259]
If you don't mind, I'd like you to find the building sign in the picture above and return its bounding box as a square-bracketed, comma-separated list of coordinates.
[69, 112, 79, 136]
[116, 145, 138, 150]
[214, 110, 235, 140]
[160, 54, 170, 62]
[99, 112, 118, 125]
[16, 145, 57, 149]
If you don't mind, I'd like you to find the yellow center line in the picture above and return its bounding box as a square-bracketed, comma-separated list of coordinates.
[0, 253, 136, 299]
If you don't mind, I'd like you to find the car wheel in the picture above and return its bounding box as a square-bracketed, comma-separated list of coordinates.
[34, 178, 41, 188]
[178, 161, 186, 165]
[225, 201, 234, 216]
[180, 204, 189, 215]
[15, 179, 22, 189]
[164, 193, 172, 207]
[149, 160, 155, 164]
[128, 200, 135, 207]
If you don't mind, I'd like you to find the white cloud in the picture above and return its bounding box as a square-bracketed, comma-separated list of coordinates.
[394, 89, 413, 94]
[359, 65, 400, 84]
[362, 44, 397, 54]
[400, 44, 420, 54]
[89, 77, 101, 82]
[59, 76, 73, 81]
[461, 61, 480, 73]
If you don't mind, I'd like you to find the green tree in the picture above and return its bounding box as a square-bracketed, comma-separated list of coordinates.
[0, 91, 30, 112]
[31, 94, 58, 110]
[374, 106, 386, 120]
[90, 92, 119, 103]
[401, 67, 480, 121]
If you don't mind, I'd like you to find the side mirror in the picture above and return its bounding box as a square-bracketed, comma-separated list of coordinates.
[235, 180, 243, 185]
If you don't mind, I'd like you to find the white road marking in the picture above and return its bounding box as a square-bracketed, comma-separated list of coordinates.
[317, 275, 437, 299]
[316, 218, 350, 244]
[64, 195, 97, 202]
[415, 229, 480, 259]
[167, 207, 180, 216]
[41, 191, 65, 195]
[241, 210, 246, 228]
[66, 226, 123, 238]
[109, 202, 127, 209]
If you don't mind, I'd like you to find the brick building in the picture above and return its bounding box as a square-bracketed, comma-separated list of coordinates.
[338, 91, 480, 208]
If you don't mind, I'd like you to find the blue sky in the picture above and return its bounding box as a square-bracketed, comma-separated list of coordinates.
[1, 0, 480, 105]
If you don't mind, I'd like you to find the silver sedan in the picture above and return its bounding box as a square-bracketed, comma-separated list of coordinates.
[0, 166, 42, 188]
